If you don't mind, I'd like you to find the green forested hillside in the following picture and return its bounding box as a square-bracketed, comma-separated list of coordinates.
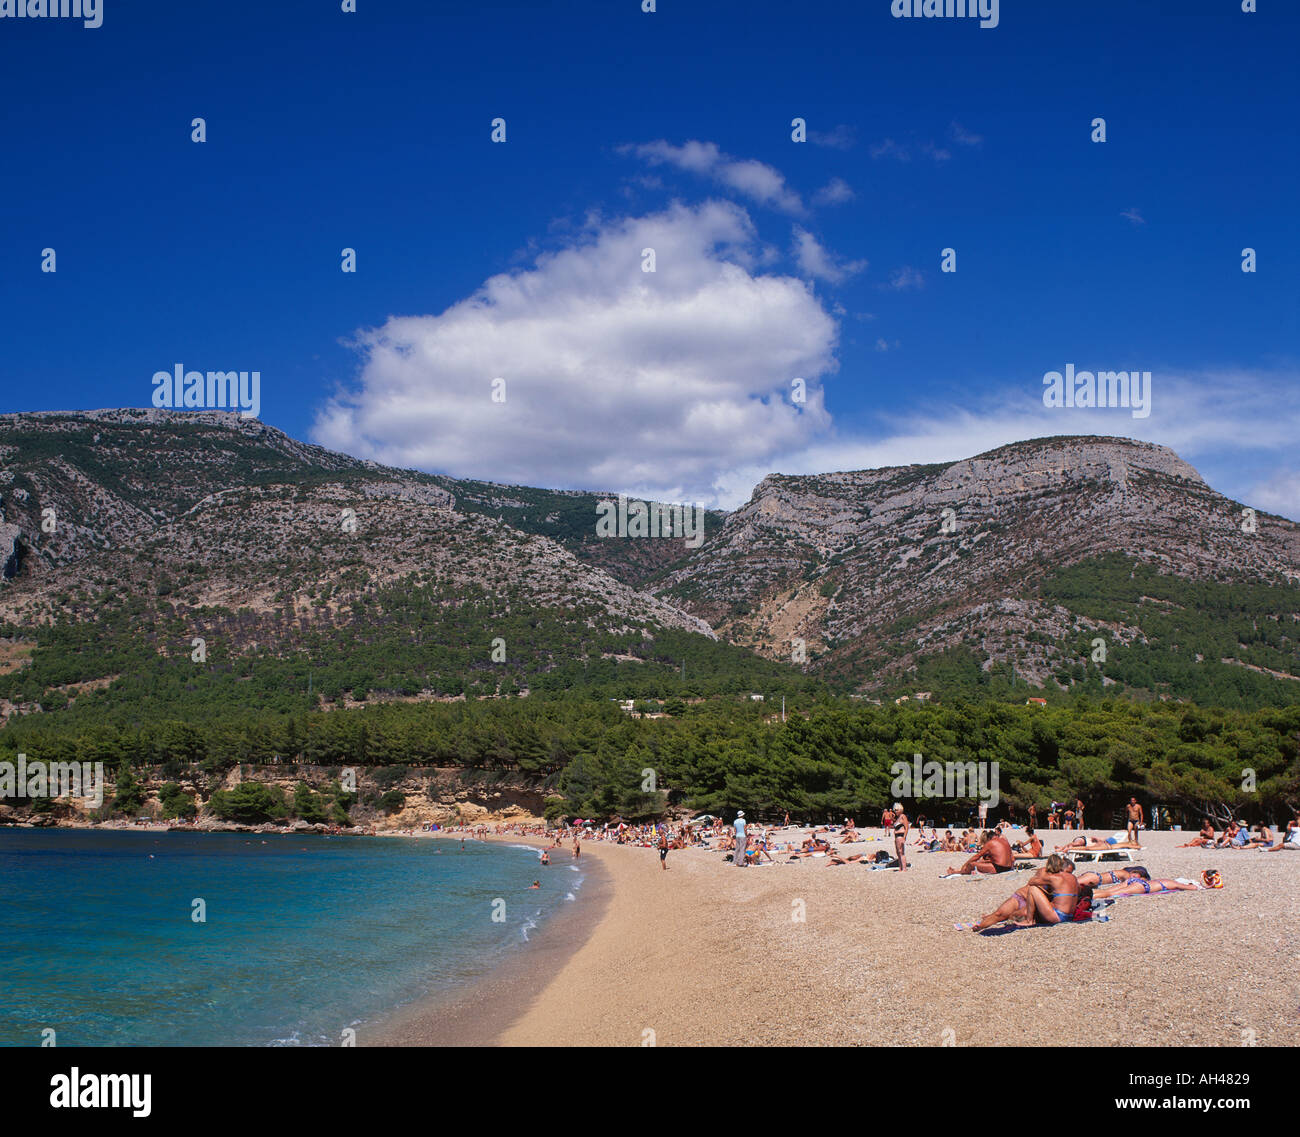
[1037, 555, 1300, 707]
[1, 696, 1295, 828]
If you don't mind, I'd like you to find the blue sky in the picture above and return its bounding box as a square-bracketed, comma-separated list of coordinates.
[2, 0, 1297, 515]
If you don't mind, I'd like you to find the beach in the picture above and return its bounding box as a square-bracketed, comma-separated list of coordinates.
[383, 828, 1300, 1047]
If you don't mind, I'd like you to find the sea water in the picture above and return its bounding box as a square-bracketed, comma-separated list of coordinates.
[0, 829, 580, 1046]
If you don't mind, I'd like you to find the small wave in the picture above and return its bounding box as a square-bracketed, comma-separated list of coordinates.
[267, 1030, 302, 1047]
[565, 892, 576, 901]
[569, 864, 580, 872]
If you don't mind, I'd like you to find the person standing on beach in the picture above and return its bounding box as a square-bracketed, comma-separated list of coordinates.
[1125, 797, 1144, 843]
[1028, 802, 1037, 829]
[733, 811, 747, 867]
[1075, 797, 1085, 829]
[658, 828, 669, 871]
[892, 803, 909, 871]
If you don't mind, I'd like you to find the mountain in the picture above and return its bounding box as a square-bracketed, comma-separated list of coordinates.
[1, 412, 1298, 720]
[656, 436, 1300, 700]
[0, 410, 804, 725]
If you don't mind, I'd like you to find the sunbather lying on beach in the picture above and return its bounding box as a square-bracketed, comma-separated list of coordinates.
[945, 830, 1015, 876]
[1054, 834, 1141, 852]
[1075, 865, 1148, 892]
[964, 855, 1078, 931]
[826, 853, 866, 865]
[1093, 876, 1200, 899]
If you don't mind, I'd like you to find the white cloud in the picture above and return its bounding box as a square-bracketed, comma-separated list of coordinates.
[870, 138, 910, 162]
[624, 140, 804, 215]
[313, 201, 836, 507]
[1121, 208, 1146, 226]
[813, 177, 855, 206]
[315, 204, 1300, 523]
[792, 226, 866, 284]
[873, 136, 961, 165]
[949, 121, 983, 147]
[885, 266, 925, 290]
[1248, 470, 1300, 520]
[809, 124, 856, 150]
[757, 367, 1300, 520]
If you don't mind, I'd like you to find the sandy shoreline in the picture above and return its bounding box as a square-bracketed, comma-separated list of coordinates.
[379, 828, 1299, 1047]
[368, 835, 610, 1046]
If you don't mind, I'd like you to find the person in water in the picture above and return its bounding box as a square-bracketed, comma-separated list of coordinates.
[539, 850, 550, 865]
[528, 881, 540, 889]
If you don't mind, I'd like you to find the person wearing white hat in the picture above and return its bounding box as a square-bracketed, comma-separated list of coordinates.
[733, 811, 747, 867]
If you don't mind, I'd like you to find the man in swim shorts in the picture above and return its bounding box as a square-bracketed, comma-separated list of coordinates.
[946, 830, 1014, 876]
[1125, 797, 1144, 843]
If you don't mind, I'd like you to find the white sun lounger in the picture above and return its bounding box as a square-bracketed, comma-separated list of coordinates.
[1069, 848, 1136, 862]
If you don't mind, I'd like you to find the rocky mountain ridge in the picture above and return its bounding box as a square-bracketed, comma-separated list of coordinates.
[1, 412, 1297, 701]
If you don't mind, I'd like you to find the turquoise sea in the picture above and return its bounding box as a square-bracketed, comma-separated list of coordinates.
[0, 829, 582, 1046]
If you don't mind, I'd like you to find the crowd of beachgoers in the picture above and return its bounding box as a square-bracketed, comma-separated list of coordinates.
[433, 803, 1299, 934]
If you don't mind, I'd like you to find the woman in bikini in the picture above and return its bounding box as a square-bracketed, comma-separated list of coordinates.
[1022, 854, 1080, 925]
[964, 855, 1075, 932]
[893, 803, 909, 872]
[1075, 865, 1148, 892]
[1093, 876, 1201, 899]
[1054, 834, 1141, 852]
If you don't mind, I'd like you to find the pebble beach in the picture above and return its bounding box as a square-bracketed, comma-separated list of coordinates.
[387, 827, 1300, 1047]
